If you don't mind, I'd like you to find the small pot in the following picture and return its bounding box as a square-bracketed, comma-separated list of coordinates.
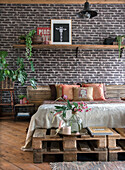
[23, 97, 27, 104]
[19, 39, 25, 44]
[20, 99, 23, 104]
[32, 34, 43, 44]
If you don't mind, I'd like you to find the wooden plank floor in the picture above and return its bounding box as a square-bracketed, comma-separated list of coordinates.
[0, 117, 51, 170]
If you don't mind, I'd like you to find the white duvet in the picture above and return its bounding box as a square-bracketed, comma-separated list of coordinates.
[21, 103, 125, 151]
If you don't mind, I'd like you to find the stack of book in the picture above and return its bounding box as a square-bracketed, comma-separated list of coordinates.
[88, 127, 113, 136]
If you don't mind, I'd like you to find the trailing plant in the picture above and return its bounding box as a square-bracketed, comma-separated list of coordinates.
[25, 30, 36, 59]
[0, 50, 37, 89]
[117, 35, 125, 58]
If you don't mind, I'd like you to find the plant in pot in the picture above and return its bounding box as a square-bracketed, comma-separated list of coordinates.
[117, 35, 125, 58]
[18, 95, 25, 104]
[19, 35, 26, 44]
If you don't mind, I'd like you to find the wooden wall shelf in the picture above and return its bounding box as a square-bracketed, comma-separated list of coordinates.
[1, 0, 125, 4]
[13, 44, 124, 50]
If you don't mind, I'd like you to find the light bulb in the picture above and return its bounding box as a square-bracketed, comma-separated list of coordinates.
[84, 12, 91, 19]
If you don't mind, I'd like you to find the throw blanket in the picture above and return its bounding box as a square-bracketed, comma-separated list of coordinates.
[21, 102, 125, 151]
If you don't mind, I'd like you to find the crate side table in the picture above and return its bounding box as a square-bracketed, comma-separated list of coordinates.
[15, 103, 35, 120]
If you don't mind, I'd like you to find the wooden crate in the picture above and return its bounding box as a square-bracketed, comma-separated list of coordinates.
[27, 86, 51, 110]
[106, 85, 125, 98]
[108, 128, 125, 161]
[32, 128, 107, 163]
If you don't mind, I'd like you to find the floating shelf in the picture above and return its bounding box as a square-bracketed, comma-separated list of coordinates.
[1, 0, 125, 4]
[13, 44, 124, 50]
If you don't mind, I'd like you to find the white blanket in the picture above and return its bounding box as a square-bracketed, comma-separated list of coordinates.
[21, 103, 125, 151]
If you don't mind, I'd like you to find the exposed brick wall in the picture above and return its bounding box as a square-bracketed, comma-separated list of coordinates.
[0, 3, 125, 107]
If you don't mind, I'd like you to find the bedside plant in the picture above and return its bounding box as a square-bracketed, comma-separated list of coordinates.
[117, 35, 125, 58]
[18, 95, 27, 104]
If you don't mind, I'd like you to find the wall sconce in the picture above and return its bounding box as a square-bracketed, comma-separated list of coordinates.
[77, 0, 97, 19]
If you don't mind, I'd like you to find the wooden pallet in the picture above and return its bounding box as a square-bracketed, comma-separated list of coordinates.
[108, 128, 125, 161]
[32, 128, 107, 163]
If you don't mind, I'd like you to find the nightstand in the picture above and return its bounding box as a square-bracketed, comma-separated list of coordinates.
[15, 103, 35, 120]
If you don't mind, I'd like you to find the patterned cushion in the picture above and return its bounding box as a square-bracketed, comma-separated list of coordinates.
[83, 83, 106, 101]
[73, 87, 93, 101]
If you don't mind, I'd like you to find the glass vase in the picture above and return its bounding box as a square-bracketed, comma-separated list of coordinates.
[68, 111, 82, 133]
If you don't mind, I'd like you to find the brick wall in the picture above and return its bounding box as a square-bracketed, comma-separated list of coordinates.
[0, 3, 125, 106]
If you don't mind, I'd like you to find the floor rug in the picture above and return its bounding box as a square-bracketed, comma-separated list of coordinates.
[50, 161, 125, 170]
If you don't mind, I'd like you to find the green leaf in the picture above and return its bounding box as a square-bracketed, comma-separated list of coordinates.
[29, 60, 35, 72]
[0, 51, 8, 58]
[73, 102, 78, 108]
[29, 78, 37, 89]
[67, 100, 72, 109]
[55, 106, 64, 109]
[62, 110, 66, 118]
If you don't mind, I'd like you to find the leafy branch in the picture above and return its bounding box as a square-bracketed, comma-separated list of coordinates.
[117, 35, 125, 58]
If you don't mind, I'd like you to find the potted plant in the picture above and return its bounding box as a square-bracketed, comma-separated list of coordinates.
[18, 95, 25, 104]
[19, 35, 26, 44]
[117, 35, 125, 58]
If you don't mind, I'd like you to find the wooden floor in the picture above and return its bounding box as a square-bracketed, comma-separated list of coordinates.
[0, 117, 51, 170]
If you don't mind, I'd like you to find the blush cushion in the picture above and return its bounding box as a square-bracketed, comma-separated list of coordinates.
[62, 84, 80, 100]
[83, 83, 106, 101]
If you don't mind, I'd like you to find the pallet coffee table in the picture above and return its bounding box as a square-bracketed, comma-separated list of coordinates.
[107, 128, 125, 161]
[32, 128, 108, 163]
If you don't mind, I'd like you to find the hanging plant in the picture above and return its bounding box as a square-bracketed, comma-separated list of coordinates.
[117, 35, 125, 58]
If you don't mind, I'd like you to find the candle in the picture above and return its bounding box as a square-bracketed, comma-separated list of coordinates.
[62, 126, 71, 135]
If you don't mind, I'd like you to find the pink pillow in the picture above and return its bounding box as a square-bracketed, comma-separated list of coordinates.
[83, 84, 106, 101]
[62, 85, 80, 100]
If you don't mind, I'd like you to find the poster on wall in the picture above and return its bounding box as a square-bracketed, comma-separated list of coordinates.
[37, 27, 51, 44]
[51, 19, 72, 45]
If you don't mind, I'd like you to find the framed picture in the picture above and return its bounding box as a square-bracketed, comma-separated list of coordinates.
[37, 27, 51, 44]
[51, 19, 72, 45]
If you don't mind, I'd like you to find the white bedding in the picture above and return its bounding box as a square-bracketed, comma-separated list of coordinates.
[21, 103, 125, 151]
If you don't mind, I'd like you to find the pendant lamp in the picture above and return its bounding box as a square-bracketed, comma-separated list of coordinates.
[77, 0, 97, 19]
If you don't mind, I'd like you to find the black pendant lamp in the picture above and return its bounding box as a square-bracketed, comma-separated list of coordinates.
[77, 0, 97, 19]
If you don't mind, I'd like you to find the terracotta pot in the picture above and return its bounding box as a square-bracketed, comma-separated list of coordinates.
[32, 34, 43, 44]
[23, 97, 27, 104]
[19, 39, 25, 44]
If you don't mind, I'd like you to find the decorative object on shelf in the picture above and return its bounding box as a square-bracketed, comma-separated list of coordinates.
[18, 95, 25, 104]
[103, 36, 117, 45]
[77, 0, 97, 19]
[51, 19, 72, 45]
[51, 95, 91, 134]
[37, 27, 51, 44]
[116, 35, 125, 58]
[19, 35, 26, 44]
[32, 34, 43, 44]
[18, 95, 28, 104]
[0, 50, 37, 89]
